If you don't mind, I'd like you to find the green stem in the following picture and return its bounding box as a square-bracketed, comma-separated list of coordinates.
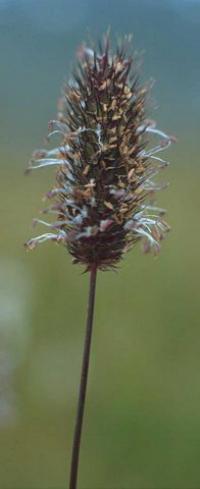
[69, 266, 97, 489]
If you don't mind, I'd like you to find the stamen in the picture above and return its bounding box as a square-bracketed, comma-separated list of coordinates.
[134, 227, 159, 249]
[27, 159, 69, 171]
[141, 205, 166, 215]
[32, 219, 53, 228]
[145, 126, 171, 140]
[142, 178, 169, 191]
[48, 120, 68, 134]
[150, 155, 170, 166]
[25, 232, 66, 250]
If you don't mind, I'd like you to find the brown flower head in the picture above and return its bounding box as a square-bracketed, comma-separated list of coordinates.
[25, 35, 173, 271]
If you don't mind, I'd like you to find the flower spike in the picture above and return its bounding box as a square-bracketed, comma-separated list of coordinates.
[25, 35, 173, 270]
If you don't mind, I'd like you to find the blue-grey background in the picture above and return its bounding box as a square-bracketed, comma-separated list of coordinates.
[0, 0, 200, 488]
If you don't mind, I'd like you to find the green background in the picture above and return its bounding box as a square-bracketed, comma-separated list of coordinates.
[1, 1, 200, 487]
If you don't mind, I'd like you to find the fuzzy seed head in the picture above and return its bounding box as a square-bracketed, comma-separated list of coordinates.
[26, 35, 173, 271]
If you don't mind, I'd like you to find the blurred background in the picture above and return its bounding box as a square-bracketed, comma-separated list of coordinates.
[1, 0, 200, 487]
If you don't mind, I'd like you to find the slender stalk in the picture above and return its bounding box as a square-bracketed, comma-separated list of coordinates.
[69, 265, 97, 489]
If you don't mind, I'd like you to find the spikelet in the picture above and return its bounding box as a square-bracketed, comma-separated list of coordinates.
[25, 35, 173, 271]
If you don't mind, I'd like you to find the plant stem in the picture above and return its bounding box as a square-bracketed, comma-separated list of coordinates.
[69, 265, 97, 489]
